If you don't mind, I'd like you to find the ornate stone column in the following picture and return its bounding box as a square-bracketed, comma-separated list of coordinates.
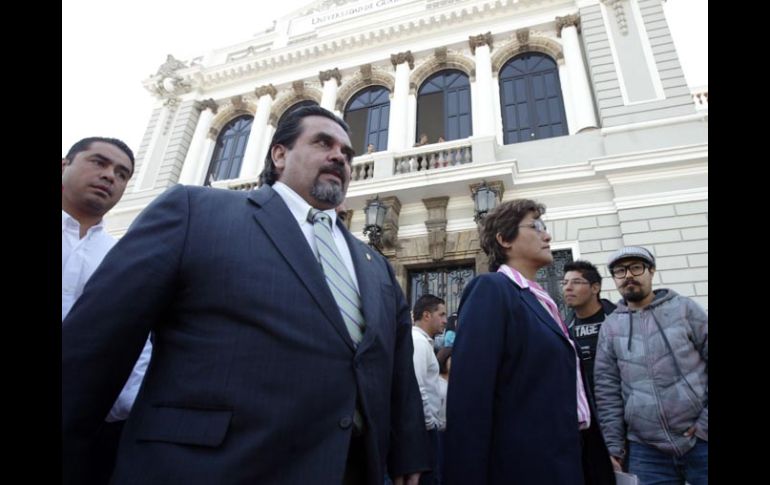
[388, 51, 414, 151]
[556, 14, 598, 132]
[424, 197, 449, 262]
[178, 99, 218, 185]
[319, 68, 342, 113]
[469, 32, 495, 136]
[240, 84, 277, 179]
[193, 126, 219, 186]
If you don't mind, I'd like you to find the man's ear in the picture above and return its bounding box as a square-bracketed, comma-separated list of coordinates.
[62, 158, 71, 174]
[271, 145, 287, 173]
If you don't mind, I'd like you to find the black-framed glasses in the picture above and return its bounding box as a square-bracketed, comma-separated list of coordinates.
[611, 262, 648, 278]
[518, 219, 547, 234]
[560, 279, 591, 287]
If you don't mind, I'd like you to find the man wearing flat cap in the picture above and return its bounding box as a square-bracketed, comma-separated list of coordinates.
[594, 246, 708, 485]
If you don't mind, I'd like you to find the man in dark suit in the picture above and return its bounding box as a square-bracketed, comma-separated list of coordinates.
[444, 199, 615, 485]
[63, 106, 430, 485]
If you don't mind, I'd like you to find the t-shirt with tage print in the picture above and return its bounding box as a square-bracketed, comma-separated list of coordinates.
[568, 306, 608, 393]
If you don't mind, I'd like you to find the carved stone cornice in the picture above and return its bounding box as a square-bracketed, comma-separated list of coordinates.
[516, 29, 530, 48]
[434, 47, 448, 66]
[335, 65, 395, 111]
[390, 51, 415, 70]
[255, 84, 277, 99]
[199, 98, 218, 114]
[555, 14, 581, 37]
[468, 32, 494, 55]
[360, 64, 373, 81]
[230, 95, 245, 111]
[319, 68, 342, 86]
[423, 197, 449, 262]
[491, 33, 565, 73]
[409, 50, 476, 94]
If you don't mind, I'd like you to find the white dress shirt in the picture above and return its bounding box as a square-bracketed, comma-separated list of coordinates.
[62, 210, 152, 422]
[272, 182, 360, 293]
[411, 326, 446, 430]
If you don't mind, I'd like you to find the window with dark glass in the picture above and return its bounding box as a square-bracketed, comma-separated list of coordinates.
[499, 53, 568, 144]
[276, 100, 319, 128]
[408, 263, 475, 316]
[205, 115, 253, 185]
[416, 70, 472, 144]
[343, 86, 390, 155]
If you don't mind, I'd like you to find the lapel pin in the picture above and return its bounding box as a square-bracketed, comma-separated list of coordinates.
[365, 253, 372, 261]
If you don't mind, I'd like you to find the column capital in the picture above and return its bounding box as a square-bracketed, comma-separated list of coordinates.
[319, 68, 342, 86]
[199, 98, 218, 114]
[390, 51, 414, 70]
[556, 14, 581, 37]
[255, 84, 277, 99]
[468, 32, 494, 55]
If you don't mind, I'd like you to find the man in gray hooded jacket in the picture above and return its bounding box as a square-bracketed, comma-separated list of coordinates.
[595, 246, 707, 485]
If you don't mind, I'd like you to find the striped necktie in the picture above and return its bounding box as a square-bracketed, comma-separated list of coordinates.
[307, 208, 366, 345]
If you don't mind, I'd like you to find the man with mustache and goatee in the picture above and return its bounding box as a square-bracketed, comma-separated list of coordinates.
[63, 106, 430, 485]
[595, 246, 708, 485]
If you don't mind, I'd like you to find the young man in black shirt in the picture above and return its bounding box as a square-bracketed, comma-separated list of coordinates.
[561, 260, 616, 395]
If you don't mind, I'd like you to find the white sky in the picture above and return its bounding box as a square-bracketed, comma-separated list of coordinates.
[62, 0, 707, 156]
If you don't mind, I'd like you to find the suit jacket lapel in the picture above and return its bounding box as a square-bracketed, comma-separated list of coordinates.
[248, 186, 356, 351]
[520, 289, 571, 344]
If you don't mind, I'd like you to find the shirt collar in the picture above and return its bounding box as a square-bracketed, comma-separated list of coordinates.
[413, 325, 434, 344]
[61, 210, 106, 233]
[272, 182, 338, 227]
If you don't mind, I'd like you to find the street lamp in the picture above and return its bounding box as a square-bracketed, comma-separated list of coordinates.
[472, 180, 499, 222]
[363, 195, 387, 249]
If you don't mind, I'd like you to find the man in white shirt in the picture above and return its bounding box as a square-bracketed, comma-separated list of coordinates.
[62, 137, 152, 485]
[411, 294, 448, 485]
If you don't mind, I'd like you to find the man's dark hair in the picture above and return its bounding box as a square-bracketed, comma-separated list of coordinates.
[64, 137, 135, 173]
[412, 294, 445, 322]
[479, 199, 546, 272]
[563, 260, 602, 301]
[258, 105, 351, 186]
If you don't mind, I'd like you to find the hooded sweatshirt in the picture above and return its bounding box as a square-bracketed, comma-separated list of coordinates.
[594, 289, 708, 458]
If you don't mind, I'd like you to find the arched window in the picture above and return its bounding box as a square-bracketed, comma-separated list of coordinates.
[276, 100, 319, 128]
[205, 115, 253, 185]
[344, 86, 390, 155]
[416, 70, 472, 144]
[499, 53, 568, 144]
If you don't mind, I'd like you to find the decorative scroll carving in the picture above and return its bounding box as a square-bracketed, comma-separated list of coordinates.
[255, 84, 277, 99]
[423, 197, 449, 262]
[390, 51, 415, 70]
[555, 14, 581, 37]
[319, 68, 342, 86]
[199, 98, 218, 114]
[468, 32, 494, 55]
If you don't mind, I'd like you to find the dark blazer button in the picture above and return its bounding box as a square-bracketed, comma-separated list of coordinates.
[339, 416, 353, 429]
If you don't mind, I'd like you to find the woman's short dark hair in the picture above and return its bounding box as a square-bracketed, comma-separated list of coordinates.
[479, 199, 546, 272]
[258, 105, 350, 186]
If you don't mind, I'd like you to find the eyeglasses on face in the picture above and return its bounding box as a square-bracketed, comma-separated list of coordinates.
[611, 262, 648, 278]
[560, 279, 591, 287]
[518, 219, 547, 234]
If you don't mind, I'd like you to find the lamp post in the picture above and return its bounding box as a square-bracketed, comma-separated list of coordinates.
[472, 180, 499, 223]
[363, 195, 387, 249]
